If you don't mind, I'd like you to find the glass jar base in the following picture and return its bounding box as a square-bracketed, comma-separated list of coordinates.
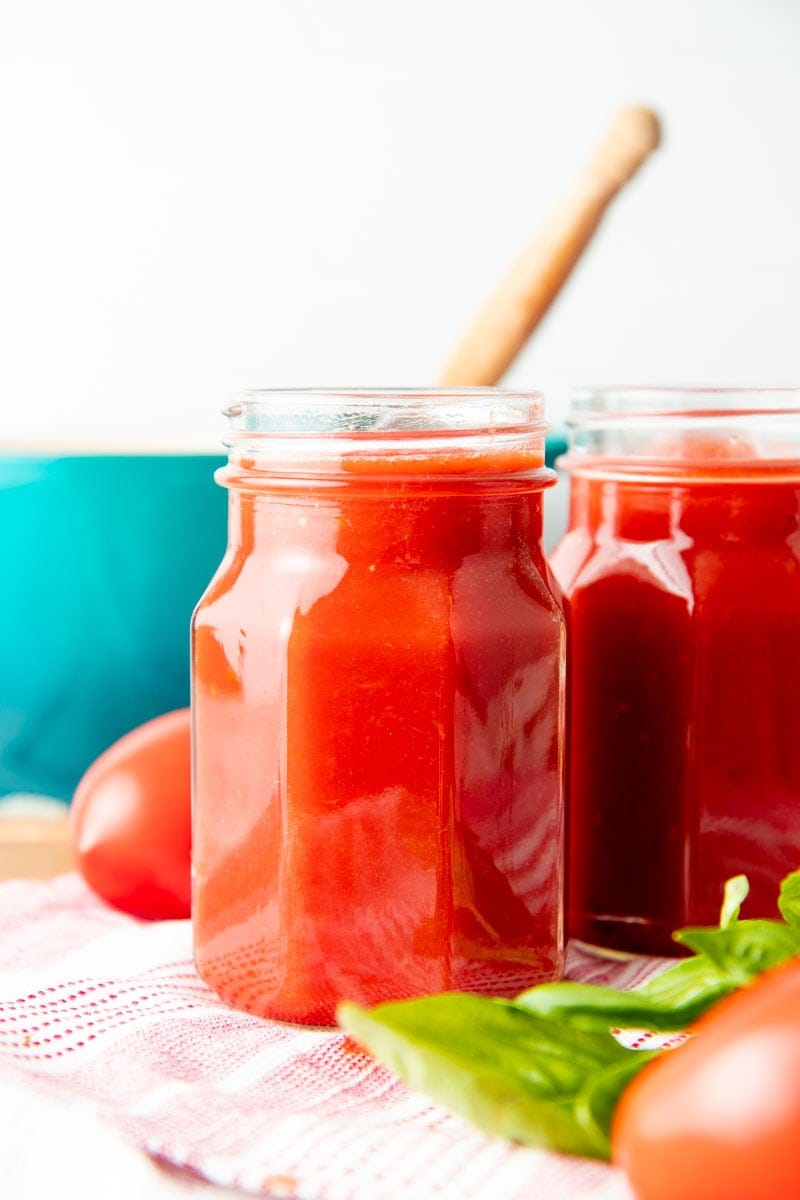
[569, 938, 640, 963]
[195, 953, 567, 1027]
[570, 914, 689, 958]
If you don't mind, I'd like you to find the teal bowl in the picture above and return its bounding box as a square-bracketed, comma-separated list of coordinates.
[0, 453, 226, 801]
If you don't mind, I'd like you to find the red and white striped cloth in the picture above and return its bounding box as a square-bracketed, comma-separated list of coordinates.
[0, 875, 672, 1199]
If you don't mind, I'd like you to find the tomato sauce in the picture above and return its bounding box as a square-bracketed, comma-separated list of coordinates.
[192, 394, 566, 1024]
[553, 453, 800, 956]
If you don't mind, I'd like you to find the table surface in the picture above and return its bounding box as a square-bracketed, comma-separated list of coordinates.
[0, 813, 74, 881]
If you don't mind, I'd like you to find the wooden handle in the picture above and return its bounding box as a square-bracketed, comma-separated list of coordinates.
[438, 106, 661, 387]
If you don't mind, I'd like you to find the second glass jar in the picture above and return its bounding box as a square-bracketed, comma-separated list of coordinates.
[552, 387, 800, 956]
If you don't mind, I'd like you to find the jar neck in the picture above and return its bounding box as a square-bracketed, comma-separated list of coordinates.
[567, 472, 800, 543]
[222, 388, 552, 485]
[226, 484, 550, 566]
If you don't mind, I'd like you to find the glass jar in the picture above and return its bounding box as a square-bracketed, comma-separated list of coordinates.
[192, 388, 566, 1025]
[552, 387, 800, 956]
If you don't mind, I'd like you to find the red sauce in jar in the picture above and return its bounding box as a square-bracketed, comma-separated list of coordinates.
[553, 449, 800, 956]
[192, 398, 566, 1024]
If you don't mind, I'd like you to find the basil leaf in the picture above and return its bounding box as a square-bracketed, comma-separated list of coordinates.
[515, 954, 733, 1032]
[339, 869, 800, 1164]
[574, 1051, 660, 1150]
[517, 875, 800, 1033]
[720, 874, 749, 928]
[633, 953, 730, 1013]
[338, 993, 640, 1159]
[778, 869, 800, 928]
[672, 919, 800, 981]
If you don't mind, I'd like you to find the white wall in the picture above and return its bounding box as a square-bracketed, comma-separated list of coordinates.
[1, 0, 798, 449]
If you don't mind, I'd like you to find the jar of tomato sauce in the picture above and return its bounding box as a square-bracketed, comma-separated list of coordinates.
[552, 387, 800, 956]
[192, 389, 566, 1024]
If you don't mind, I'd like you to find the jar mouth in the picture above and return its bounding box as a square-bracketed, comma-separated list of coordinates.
[226, 388, 547, 437]
[562, 387, 800, 479]
[219, 388, 553, 485]
[571, 386, 800, 421]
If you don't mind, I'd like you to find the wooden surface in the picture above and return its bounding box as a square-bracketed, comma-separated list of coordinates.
[0, 815, 73, 881]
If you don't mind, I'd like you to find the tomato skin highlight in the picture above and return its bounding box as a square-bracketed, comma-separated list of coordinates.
[68, 709, 192, 920]
[612, 959, 800, 1200]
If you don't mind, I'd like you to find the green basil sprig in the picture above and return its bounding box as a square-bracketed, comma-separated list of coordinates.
[338, 869, 800, 1160]
[778, 869, 800, 926]
[339, 992, 659, 1159]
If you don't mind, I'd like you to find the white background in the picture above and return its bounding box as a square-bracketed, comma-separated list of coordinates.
[1, 0, 799, 449]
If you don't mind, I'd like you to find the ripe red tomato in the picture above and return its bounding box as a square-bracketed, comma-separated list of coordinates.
[612, 958, 800, 1200]
[69, 708, 192, 920]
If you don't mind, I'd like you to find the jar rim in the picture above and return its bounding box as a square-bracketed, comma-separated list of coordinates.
[570, 386, 800, 420]
[225, 388, 546, 436]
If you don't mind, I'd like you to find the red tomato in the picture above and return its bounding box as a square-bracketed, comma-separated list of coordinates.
[612, 959, 800, 1200]
[69, 709, 192, 920]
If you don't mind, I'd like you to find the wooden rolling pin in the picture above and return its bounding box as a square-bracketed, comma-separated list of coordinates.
[439, 106, 661, 387]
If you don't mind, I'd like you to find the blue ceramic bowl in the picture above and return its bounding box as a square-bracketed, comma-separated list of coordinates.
[0, 454, 227, 801]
